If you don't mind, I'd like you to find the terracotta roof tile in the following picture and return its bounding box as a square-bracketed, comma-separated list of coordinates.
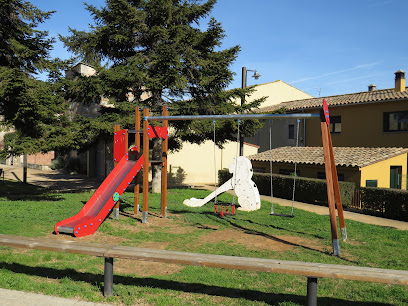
[256, 88, 408, 113]
[248, 147, 408, 168]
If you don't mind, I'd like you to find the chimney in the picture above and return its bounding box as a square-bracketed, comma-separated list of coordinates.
[368, 84, 376, 91]
[395, 70, 406, 92]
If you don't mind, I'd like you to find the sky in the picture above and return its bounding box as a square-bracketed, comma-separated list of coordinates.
[34, 0, 408, 98]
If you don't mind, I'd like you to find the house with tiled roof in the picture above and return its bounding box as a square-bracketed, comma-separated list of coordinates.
[249, 147, 408, 189]
[255, 70, 408, 148]
[247, 70, 408, 189]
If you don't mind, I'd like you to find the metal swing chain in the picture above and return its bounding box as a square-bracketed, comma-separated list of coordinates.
[232, 119, 241, 205]
[291, 119, 301, 216]
[213, 120, 218, 205]
[269, 122, 274, 214]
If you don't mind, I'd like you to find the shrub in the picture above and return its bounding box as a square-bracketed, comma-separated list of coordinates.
[219, 169, 355, 207]
[360, 187, 408, 221]
[51, 156, 65, 170]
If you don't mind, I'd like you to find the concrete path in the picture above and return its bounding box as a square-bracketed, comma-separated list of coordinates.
[261, 195, 408, 230]
[0, 288, 111, 306]
[0, 164, 103, 192]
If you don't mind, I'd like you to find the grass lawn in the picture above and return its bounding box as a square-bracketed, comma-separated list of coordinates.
[0, 179, 407, 305]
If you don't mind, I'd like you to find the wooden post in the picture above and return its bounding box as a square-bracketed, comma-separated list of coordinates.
[134, 107, 141, 216]
[161, 105, 168, 217]
[327, 130, 347, 241]
[142, 108, 149, 223]
[320, 113, 340, 255]
[113, 124, 121, 220]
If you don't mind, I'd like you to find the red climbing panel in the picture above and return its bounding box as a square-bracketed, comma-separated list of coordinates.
[147, 125, 168, 139]
[114, 129, 128, 163]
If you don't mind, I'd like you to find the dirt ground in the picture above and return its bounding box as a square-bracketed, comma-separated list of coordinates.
[46, 210, 335, 277]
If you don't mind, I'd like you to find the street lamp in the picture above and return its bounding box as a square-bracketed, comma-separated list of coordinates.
[240, 66, 261, 156]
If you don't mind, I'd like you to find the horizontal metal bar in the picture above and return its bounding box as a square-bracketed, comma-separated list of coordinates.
[145, 113, 320, 121]
[128, 130, 143, 134]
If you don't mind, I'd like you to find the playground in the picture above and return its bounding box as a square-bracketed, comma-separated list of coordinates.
[0, 178, 407, 305]
[0, 103, 407, 305]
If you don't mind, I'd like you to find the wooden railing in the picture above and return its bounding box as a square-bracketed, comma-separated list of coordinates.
[0, 234, 407, 306]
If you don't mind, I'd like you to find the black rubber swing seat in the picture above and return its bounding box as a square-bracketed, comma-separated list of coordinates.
[212, 201, 235, 206]
[270, 213, 294, 218]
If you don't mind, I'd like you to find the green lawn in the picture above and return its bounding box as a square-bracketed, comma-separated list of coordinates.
[0, 180, 407, 305]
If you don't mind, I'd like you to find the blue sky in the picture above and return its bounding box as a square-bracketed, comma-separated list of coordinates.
[34, 0, 408, 97]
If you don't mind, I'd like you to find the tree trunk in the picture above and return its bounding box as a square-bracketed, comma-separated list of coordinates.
[151, 137, 162, 193]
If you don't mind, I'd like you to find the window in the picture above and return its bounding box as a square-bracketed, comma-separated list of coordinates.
[279, 169, 299, 176]
[383, 111, 408, 132]
[390, 166, 402, 189]
[253, 167, 266, 173]
[366, 180, 378, 187]
[317, 172, 325, 180]
[288, 124, 294, 139]
[329, 116, 341, 133]
[317, 172, 344, 181]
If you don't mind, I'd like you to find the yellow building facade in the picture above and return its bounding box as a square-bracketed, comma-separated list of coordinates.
[360, 153, 407, 189]
[249, 147, 408, 190]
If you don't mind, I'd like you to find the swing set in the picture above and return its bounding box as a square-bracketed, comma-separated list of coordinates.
[137, 99, 346, 255]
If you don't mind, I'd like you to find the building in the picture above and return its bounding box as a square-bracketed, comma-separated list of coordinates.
[249, 146, 408, 189]
[250, 70, 408, 190]
[257, 70, 408, 149]
[244, 81, 313, 151]
[242, 80, 313, 109]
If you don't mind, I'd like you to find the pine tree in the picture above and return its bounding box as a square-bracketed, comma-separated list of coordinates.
[61, 0, 264, 191]
[0, 0, 74, 158]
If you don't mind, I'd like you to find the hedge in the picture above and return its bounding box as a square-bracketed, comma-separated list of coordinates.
[360, 187, 408, 221]
[218, 169, 355, 207]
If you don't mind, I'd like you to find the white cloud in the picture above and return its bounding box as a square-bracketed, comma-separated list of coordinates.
[290, 62, 380, 84]
[326, 75, 378, 86]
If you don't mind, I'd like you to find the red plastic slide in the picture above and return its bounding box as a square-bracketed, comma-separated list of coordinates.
[55, 153, 143, 237]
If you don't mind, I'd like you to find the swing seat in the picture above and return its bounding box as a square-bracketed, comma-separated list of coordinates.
[270, 212, 294, 218]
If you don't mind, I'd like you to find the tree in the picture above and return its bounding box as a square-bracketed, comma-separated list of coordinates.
[61, 0, 264, 192]
[0, 0, 75, 159]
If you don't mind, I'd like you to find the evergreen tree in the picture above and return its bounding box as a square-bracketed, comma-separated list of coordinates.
[61, 0, 264, 191]
[0, 0, 75, 158]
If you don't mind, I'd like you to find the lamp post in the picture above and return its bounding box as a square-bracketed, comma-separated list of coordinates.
[240, 66, 261, 156]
